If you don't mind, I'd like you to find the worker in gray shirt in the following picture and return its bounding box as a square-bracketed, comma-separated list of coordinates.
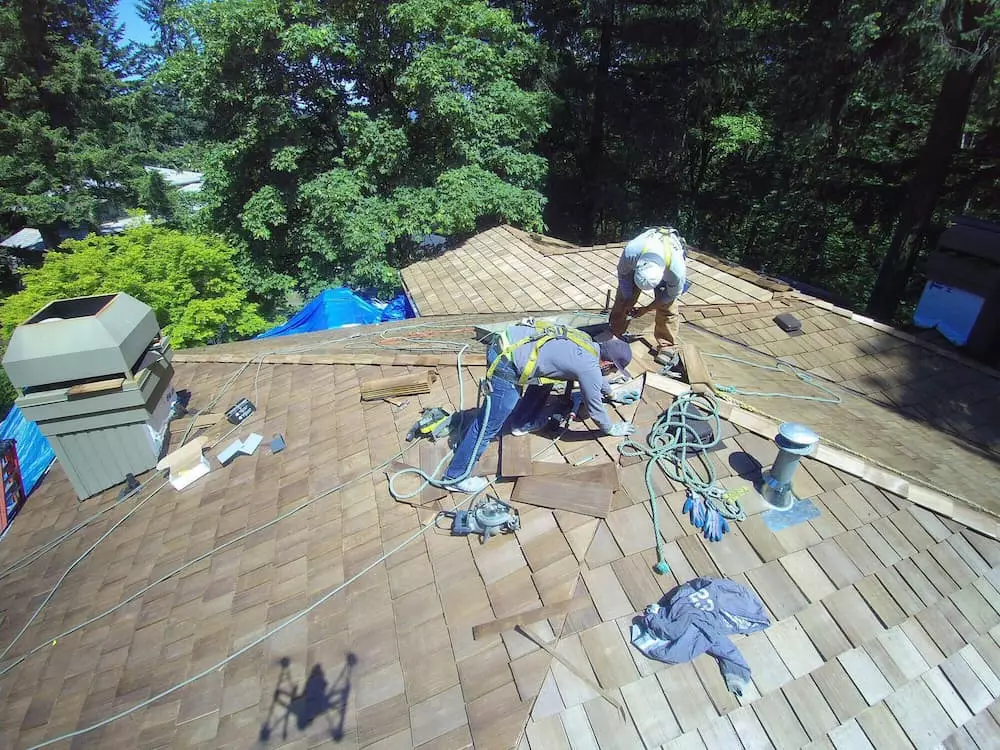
[442, 321, 639, 494]
[610, 226, 688, 367]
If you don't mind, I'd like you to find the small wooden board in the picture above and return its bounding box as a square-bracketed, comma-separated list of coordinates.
[472, 596, 591, 639]
[513, 473, 613, 518]
[419, 440, 451, 504]
[67, 377, 125, 397]
[501, 433, 534, 478]
[680, 344, 712, 394]
[528, 462, 619, 491]
[360, 370, 438, 401]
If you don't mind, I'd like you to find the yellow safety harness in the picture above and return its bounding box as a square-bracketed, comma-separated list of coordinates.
[640, 226, 680, 267]
[485, 320, 599, 388]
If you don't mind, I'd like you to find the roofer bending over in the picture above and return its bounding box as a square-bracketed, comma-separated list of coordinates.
[444, 321, 639, 494]
[609, 226, 688, 367]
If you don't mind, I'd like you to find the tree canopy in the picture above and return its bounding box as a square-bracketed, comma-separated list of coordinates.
[0, 225, 267, 347]
[161, 0, 551, 299]
[2, 0, 998, 335]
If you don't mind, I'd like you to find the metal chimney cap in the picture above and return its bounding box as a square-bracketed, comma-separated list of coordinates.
[774, 422, 819, 455]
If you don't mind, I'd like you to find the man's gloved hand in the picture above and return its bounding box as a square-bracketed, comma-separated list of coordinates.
[607, 421, 637, 437]
[610, 388, 641, 405]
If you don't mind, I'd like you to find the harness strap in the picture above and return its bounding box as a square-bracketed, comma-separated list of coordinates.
[485, 321, 599, 387]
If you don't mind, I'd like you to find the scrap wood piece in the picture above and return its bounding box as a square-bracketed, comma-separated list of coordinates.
[360, 369, 438, 401]
[501, 433, 534, 477]
[67, 377, 125, 397]
[528, 462, 619, 492]
[419, 439, 450, 504]
[472, 596, 591, 640]
[680, 344, 713, 394]
[515, 625, 627, 721]
[512, 473, 613, 518]
[170, 412, 223, 433]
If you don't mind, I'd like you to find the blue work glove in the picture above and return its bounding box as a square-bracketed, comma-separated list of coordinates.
[607, 421, 637, 437]
[683, 491, 707, 529]
[610, 389, 641, 405]
[702, 508, 731, 543]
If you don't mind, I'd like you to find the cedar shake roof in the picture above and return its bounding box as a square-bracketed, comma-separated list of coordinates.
[2, 232, 1000, 749]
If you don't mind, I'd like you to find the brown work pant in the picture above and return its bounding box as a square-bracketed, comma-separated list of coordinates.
[609, 288, 681, 352]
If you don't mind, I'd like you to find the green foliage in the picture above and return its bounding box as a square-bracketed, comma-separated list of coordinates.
[0, 226, 268, 348]
[511, 0, 999, 314]
[163, 0, 550, 299]
[140, 170, 175, 221]
[0, 0, 140, 240]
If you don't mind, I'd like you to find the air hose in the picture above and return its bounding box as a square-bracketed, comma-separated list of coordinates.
[619, 390, 746, 573]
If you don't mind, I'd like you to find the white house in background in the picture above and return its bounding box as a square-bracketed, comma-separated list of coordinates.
[1, 167, 204, 261]
[144, 166, 204, 193]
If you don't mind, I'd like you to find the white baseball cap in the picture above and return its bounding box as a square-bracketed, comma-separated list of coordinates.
[634, 261, 663, 291]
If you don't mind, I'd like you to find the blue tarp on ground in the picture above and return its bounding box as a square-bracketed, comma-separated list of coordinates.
[256, 287, 415, 339]
[0, 405, 55, 498]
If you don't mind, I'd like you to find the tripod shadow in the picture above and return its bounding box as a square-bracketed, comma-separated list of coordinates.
[258, 653, 357, 743]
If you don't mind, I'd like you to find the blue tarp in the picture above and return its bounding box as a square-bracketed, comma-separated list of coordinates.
[913, 281, 985, 346]
[0, 405, 55, 499]
[256, 287, 415, 339]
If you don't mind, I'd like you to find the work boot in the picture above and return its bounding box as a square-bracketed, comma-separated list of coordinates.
[448, 476, 489, 494]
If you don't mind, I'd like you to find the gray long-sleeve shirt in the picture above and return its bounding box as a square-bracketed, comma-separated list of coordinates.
[630, 577, 770, 696]
[504, 324, 614, 433]
[617, 227, 688, 304]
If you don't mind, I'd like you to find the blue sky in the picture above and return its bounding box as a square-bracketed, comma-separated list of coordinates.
[116, 0, 157, 46]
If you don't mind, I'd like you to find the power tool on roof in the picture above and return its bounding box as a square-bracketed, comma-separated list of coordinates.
[437, 495, 520, 543]
[405, 407, 452, 442]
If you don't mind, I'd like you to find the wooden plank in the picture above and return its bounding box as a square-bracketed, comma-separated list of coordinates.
[501, 433, 534, 478]
[583, 692, 644, 749]
[680, 344, 713, 392]
[699, 716, 742, 750]
[611, 554, 665, 612]
[899, 618, 947, 668]
[810, 659, 867, 722]
[752, 690, 810, 749]
[67, 376, 125, 396]
[513, 474, 613, 518]
[824, 587, 885, 646]
[856, 703, 915, 750]
[517, 626, 627, 718]
[727, 706, 775, 750]
[691, 654, 740, 715]
[360, 370, 436, 400]
[808, 539, 863, 589]
[780, 549, 837, 603]
[605, 504, 655, 557]
[873, 566, 923, 617]
[740, 631, 793, 694]
[745, 560, 809, 620]
[472, 597, 591, 640]
[765, 618, 823, 678]
[885, 679, 955, 749]
[797, 603, 852, 661]
[959, 643, 1000, 697]
[828, 720, 875, 750]
[921, 668, 973, 726]
[838, 647, 892, 706]
[620, 676, 683, 747]
[835, 529, 884, 576]
[782, 676, 838, 740]
[581, 564, 634, 621]
[578, 621, 640, 691]
[855, 575, 907, 628]
[940, 653, 993, 713]
[419, 439, 451, 505]
[531, 462, 619, 491]
[657, 662, 719, 733]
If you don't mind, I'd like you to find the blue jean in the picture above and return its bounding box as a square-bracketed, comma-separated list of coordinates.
[443, 342, 557, 481]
